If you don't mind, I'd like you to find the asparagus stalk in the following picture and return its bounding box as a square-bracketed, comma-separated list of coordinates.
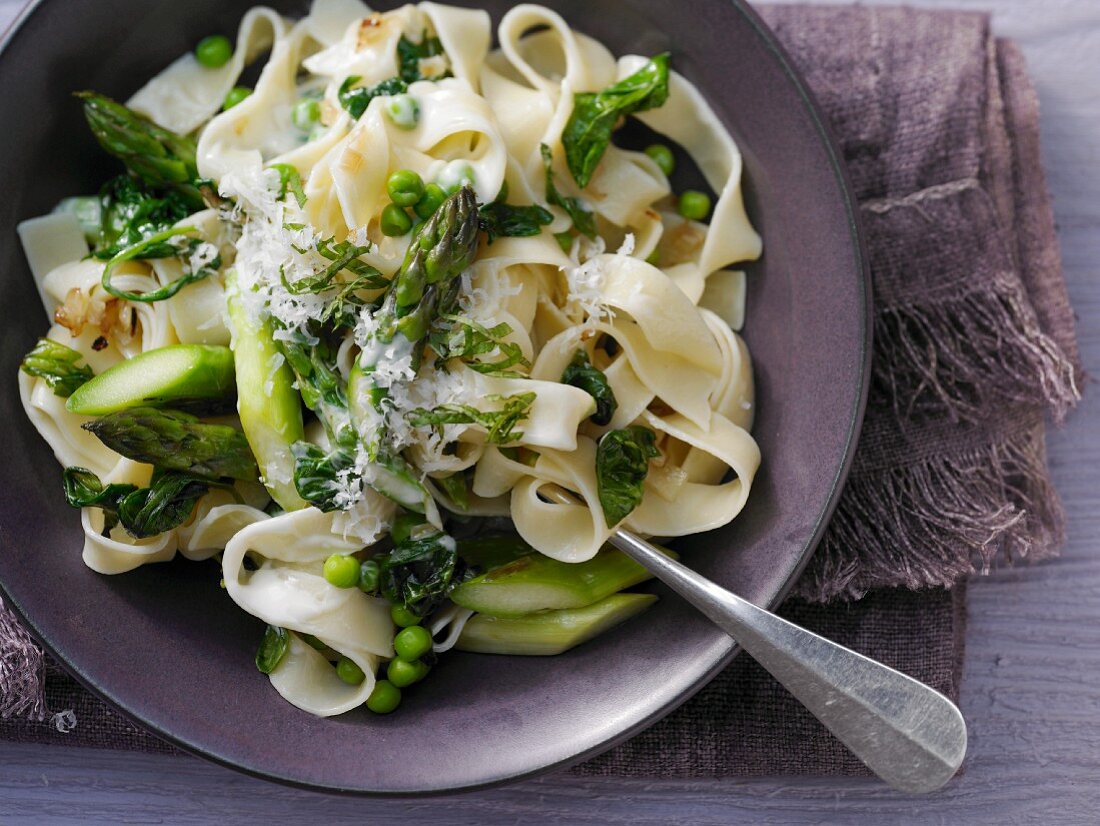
[451, 541, 677, 618]
[226, 271, 307, 511]
[377, 184, 481, 343]
[350, 185, 480, 458]
[339, 186, 480, 512]
[455, 593, 658, 656]
[66, 344, 236, 415]
[83, 407, 259, 481]
[76, 92, 202, 206]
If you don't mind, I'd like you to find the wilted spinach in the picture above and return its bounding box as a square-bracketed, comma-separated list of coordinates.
[595, 425, 660, 526]
[561, 349, 617, 426]
[338, 76, 408, 119]
[397, 33, 450, 83]
[63, 466, 210, 538]
[478, 200, 553, 244]
[93, 175, 193, 260]
[20, 338, 94, 397]
[290, 441, 356, 512]
[540, 143, 596, 239]
[376, 530, 465, 616]
[562, 53, 671, 188]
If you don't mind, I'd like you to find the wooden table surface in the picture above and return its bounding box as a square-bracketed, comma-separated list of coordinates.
[2, 0, 1098, 822]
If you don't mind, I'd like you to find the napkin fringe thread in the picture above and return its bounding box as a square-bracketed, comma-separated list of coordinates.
[0, 597, 48, 722]
[800, 418, 1063, 602]
[872, 272, 1080, 428]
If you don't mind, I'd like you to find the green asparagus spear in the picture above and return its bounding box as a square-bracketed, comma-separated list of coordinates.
[336, 185, 480, 513]
[455, 593, 658, 656]
[377, 183, 480, 344]
[76, 92, 202, 206]
[276, 323, 435, 513]
[66, 344, 236, 415]
[350, 185, 480, 457]
[83, 407, 259, 481]
[451, 540, 676, 618]
[226, 271, 307, 511]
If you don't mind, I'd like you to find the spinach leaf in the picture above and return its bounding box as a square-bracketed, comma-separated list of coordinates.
[478, 201, 553, 244]
[94, 175, 193, 260]
[562, 53, 671, 188]
[276, 325, 353, 442]
[540, 143, 596, 239]
[290, 441, 356, 512]
[255, 625, 290, 674]
[562, 349, 618, 426]
[63, 466, 209, 538]
[115, 471, 210, 537]
[408, 392, 536, 445]
[595, 425, 660, 526]
[377, 530, 464, 616]
[397, 33, 450, 83]
[338, 75, 407, 119]
[429, 314, 530, 377]
[20, 338, 94, 397]
[63, 467, 138, 516]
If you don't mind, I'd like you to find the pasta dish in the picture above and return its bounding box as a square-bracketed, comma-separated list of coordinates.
[16, 0, 761, 716]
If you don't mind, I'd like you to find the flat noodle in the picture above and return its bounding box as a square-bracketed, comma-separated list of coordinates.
[17, 1, 763, 717]
[222, 508, 392, 715]
[129, 8, 286, 135]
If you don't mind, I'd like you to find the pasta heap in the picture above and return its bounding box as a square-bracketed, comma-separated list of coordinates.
[17, 0, 761, 716]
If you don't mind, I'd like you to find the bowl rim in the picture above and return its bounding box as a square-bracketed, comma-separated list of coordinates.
[0, 0, 872, 795]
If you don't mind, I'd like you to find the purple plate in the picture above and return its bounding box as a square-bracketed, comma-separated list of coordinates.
[0, 0, 870, 794]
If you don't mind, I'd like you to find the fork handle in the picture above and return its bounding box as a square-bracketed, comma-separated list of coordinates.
[606, 528, 967, 794]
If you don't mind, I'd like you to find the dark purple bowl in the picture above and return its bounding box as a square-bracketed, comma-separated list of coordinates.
[0, 0, 869, 794]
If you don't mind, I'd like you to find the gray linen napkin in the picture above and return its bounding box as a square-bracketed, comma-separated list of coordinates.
[0, 5, 1080, 777]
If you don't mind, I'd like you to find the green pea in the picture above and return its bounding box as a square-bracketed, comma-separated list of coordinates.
[292, 97, 321, 132]
[394, 625, 433, 661]
[335, 656, 366, 685]
[554, 231, 574, 253]
[323, 553, 361, 588]
[380, 203, 413, 236]
[387, 658, 429, 688]
[413, 183, 447, 220]
[366, 679, 401, 714]
[390, 604, 421, 628]
[678, 190, 712, 221]
[195, 35, 232, 69]
[644, 143, 675, 177]
[358, 559, 380, 593]
[385, 94, 419, 129]
[645, 248, 660, 266]
[222, 86, 252, 111]
[437, 160, 475, 194]
[387, 169, 425, 208]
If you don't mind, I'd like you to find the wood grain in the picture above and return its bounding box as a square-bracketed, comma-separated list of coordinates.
[2, 0, 1099, 822]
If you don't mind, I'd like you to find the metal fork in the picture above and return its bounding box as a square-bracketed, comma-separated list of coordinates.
[544, 486, 968, 793]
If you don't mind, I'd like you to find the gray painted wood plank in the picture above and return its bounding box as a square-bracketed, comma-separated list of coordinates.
[2, 0, 1099, 822]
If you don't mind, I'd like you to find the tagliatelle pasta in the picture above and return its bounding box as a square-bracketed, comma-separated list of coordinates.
[16, 0, 761, 717]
